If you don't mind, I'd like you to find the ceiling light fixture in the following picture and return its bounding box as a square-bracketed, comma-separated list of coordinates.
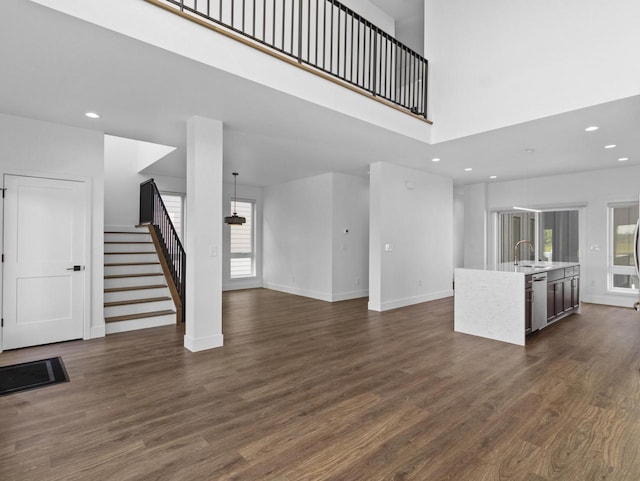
[584, 126, 599, 132]
[618, 157, 629, 162]
[604, 144, 616, 149]
[431, 158, 441, 162]
[464, 168, 472, 172]
[513, 206, 542, 213]
[85, 112, 100, 119]
[523, 148, 535, 153]
[490, 175, 497, 179]
[224, 172, 246, 225]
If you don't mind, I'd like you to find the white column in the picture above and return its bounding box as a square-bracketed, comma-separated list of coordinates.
[184, 116, 224, 352]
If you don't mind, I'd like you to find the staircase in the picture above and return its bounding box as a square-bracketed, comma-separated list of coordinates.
[104, 226, 177, 334]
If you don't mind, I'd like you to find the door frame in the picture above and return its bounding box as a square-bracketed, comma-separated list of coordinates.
[0, 170, 93, 353]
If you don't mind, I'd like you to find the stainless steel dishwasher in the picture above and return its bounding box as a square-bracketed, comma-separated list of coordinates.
[532, 273, 548, 331]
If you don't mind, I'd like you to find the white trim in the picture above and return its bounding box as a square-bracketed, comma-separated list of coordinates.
[330, 290, 369, 302]
[606, 202, 639, 294]
[105, 315, 175, 334]
[368, 290, 453, 312]
[184, 333, 224, 352]
[91, 325, 106, 338]
[263, 282, 333, 302]
[224, 279, 263, 291]
[585, 295, 638, 309]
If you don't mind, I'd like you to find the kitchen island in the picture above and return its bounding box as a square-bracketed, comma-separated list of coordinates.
[454, 262, 580, 346]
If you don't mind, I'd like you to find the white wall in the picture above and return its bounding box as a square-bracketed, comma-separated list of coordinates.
[453, 185, 465, 268]
[424, 0, 640, 142]
[0, 113, 105, 340]
[104, 135, 148, 226]
[332, 173, 369, 300]
[343, 0, 395, 35]
[223, 182, 264, 291]
[369, 162, 453, 311]
[463, 182, 487, 267]
[263, 172, 369, 301]
[264, 173, 333, 300]
[462, 164, 640, 307]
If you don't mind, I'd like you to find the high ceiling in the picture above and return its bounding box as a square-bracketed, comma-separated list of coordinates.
[1, 0, 639, 187]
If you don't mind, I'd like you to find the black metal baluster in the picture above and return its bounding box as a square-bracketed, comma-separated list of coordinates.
[349, 14, 353, 82]
[423, 60, 429, 118]
[356, 18, 360, 84]
[338, 6, 342, 77]
[281, 0, 285, 51]
[297, 0, 303, 61]
[403, 47, 408, 107]
[329, 0, 334, 73]
[322, 0, 326, 69]
[290, 0, 294, 54]
[410, 53, 415, 111]
[306, 0, 310, 62]
[314, 0, 318, 64]
[372, 30, 377, 95]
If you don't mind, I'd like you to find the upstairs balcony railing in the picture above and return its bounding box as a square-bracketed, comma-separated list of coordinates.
[147, 0, 429, 119]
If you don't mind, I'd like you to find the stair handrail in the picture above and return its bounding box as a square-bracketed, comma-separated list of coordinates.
[139, 179, 186, 323]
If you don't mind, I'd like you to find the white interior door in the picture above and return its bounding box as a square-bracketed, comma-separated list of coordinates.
[2, 175, 86, 350]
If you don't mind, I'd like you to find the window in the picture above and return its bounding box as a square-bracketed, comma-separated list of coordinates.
[498, 209, 579, 264]
[229, 200, 255, 278]
[160, 192, 185, 241]
[609, 203, 639, 292]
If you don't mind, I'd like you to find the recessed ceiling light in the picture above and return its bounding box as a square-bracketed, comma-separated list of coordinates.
[431, 158, 441, 162]
[523, 148, 535, 153]
[585, 126, 599, 132]
[604, 144, 616, 149]
[490, 175, 497, 179]
[618, 157, 629, 162]
[464, 168, 473, 172]
[85, 112, 100, 119]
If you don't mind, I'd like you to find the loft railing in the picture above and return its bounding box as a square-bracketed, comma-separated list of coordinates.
[140, 179, 186, 324]
[148, 0, 429, 118]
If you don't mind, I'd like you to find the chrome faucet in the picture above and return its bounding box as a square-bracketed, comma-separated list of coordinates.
[514, 240, 534, 265]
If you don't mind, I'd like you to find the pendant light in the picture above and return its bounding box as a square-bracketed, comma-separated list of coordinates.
[224, 172, 246, 225]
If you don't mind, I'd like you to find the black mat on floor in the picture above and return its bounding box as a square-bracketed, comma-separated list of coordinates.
[0, 356, 69, 396]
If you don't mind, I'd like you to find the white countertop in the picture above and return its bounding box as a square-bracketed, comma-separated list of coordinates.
[460, 261, 579, 275]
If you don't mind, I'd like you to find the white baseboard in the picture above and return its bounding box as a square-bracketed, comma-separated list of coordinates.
[263, 282, 333, 302]
[369, 289, 454, 312]
[223, 279, 263, 291]
[583, 295, 638, 309]
[330, 289, 369, 302]
[90, 325, 106, 338]
[184, 333, 224, 352]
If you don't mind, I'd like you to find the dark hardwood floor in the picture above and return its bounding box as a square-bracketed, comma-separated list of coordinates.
[1, 289, 639, 480]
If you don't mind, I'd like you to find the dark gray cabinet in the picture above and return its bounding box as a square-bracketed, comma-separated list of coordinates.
[525, 275, 533, 333]
[546, 266, 580, 324]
